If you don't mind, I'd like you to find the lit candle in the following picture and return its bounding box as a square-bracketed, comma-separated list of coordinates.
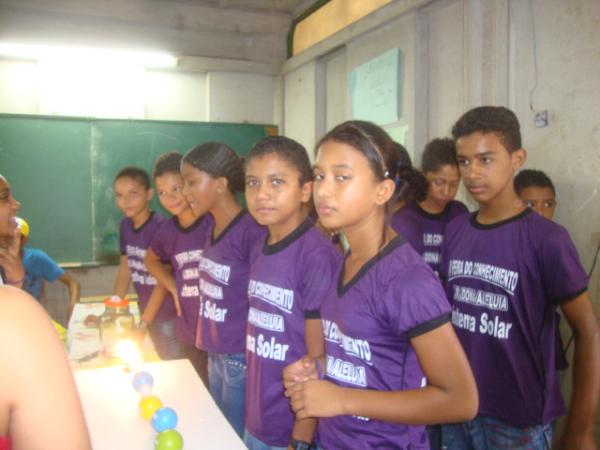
[115, 338, 143, 372]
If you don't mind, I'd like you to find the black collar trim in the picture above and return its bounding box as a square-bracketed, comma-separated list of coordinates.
[211, 210, 246, 245]
[470, 208, 531, 230]
[415, 202, 451, 219]
[337, 235, 406, 296]
[174, 214, 206, 233]
[132, 211, 155, 234]
[263, 219, 312, 255]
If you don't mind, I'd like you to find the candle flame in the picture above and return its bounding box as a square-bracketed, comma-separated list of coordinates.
[115, 339, 142, 367]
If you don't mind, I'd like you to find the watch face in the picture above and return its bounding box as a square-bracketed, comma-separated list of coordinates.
[291, 439, 311, 450]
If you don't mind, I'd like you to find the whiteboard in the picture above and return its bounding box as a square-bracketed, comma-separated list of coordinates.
[349, 48, 402, 125]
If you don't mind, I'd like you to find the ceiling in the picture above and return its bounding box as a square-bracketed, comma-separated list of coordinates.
[0, 0, 315, 71]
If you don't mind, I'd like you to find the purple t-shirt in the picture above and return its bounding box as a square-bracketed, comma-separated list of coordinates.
[149, 214, 213, 345]
[245, 220, 342, 447]
[318, 237, 451, 450]
[439, 209, 588, 427]
[391, 200, 468, 273]
[119, 212, 177, 323]
[196, 211, 266, 354]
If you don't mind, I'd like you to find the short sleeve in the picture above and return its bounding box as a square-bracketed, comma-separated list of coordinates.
[298, 245, 341, 315]
[385, 264, 451, 339]
[36, 251, 64, 282]
[149, 224, 172, 263]
[540, 227, 588, 304]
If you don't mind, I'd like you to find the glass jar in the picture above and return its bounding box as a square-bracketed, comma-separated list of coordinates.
[99, 296, 135, 358]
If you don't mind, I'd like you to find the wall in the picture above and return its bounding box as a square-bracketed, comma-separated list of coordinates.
[207, 72, 275, 125]
[0, 58, 275, 125]
[508, 0, 600, 313]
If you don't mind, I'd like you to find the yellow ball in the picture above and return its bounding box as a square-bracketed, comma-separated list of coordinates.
[139, 395, 163, 420]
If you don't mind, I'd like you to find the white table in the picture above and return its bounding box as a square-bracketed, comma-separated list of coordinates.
[74, 359, 246, 449]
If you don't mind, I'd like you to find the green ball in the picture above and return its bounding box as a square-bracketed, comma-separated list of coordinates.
[154, 429, 183, 450]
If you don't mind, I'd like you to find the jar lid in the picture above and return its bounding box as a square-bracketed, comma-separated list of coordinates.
[104, 296, 129, 308]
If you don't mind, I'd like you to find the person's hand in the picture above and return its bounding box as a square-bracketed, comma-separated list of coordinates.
[131, 321, 148, 345]
[0, 229, 25, 286]
[283, 356, 319, 390]
[285, 379, 344, 419]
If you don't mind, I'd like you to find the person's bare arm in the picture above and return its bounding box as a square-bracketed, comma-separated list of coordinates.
[287, 323, 478, 424]
[0, 230, 24, 288]
[140, 284, 168, 325]
[144, 249, 180, 315]
[58, 273, 80, 320]
[287, 318, 326, 449]
[559, 292, 600, 450]
[113, 255, 131, 299]
[0, 286, 91, 449]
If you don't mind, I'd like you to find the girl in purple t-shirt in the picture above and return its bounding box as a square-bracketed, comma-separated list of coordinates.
[244, 136, 342, 450]
[180, 142, 265, 437]
[284, 121, 478, 450]
[391, 138, 468, 274]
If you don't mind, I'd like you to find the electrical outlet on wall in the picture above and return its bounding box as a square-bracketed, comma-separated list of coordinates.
[533, 110, 549, 128]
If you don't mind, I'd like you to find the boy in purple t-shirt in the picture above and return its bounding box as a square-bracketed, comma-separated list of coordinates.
[392, 138, 468, 274]
[144, 153, 213, 386]
[243, 137, 342, 450]
[113, 167, 179, 360]
[439, 106, 599, 449]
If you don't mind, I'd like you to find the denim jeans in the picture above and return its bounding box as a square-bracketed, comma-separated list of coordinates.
[441, 415, 553, 450]
[180, 343, 209, 388]
[148, 319, 181, 360]
[243, 429, 287, 450]
[208, 352, 246, 438]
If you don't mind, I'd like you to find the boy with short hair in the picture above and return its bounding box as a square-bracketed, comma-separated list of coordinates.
[113, 166, 179, 359]
[18, 217, 80, 318]
[439, 106, 599, 449]
[144, 152, 213, 386]
[514, 169, 557, 220]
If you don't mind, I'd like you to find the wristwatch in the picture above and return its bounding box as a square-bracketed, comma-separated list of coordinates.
[289, 438, 312, 450]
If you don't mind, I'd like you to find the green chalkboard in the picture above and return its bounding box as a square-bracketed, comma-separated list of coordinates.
[0, 114, 274, 264]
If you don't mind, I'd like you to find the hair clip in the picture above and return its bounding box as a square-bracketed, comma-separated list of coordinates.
[394, 174, 402, 187]
[384, 170, 390, 178]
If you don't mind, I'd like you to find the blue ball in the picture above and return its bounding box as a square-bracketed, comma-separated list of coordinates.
[151, 407, 178, 433]
[132, 371, 154, 392]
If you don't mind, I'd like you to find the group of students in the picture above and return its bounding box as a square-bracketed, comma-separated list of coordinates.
[0, 104, 598, 450]
[109, 105, 599, 450]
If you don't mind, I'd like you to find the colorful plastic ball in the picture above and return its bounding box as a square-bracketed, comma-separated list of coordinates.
[152, 407, 178, 433]
[139, 395, 163, 420]
[154, 429, 183, 450]
[132, 371, 154, 392]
